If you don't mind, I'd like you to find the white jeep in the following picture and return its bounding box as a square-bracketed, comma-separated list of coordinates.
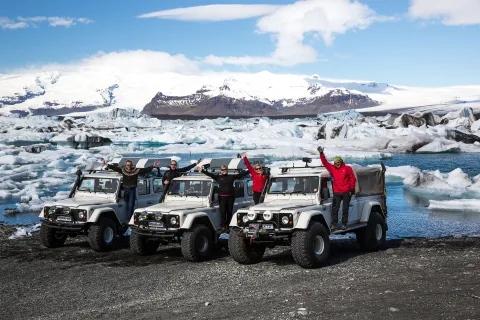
[128, 157, 263, 262]
[38, 157, 170, 252]
[229, 158, 388, 268]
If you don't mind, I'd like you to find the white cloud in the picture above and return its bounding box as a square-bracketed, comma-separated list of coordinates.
[11, 50, 200, 75]
[1, 16, 93, 29]
[408, 0, 480, 25]
[141, 0, 393, 67]
[0, 17, 29, 29]
[137, 4, 283, 21]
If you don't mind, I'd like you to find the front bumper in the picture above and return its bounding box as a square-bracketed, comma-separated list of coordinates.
[130, 225, 178, 239]
[235, 223, 293, 243]
[41, 219, 87, 233]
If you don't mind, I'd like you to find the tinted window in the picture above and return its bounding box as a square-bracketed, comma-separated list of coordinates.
[246, 180, 253, 196]
[137, 179, 150, 195]
[234, 181, 245, 198]
[153, 178, 163, 193]
[267, 176, 319, 194]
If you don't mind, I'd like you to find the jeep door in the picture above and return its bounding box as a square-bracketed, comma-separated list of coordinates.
[136, 178, 158, 208]
[232, 179, 253, 212]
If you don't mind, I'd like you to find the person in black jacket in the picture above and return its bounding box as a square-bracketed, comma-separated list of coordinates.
[101, 158, 159, 220]
[160, 158, 202, 202]
[197, 164, 250, 230]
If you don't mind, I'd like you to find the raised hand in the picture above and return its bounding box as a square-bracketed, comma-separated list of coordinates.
[241, 152, 246, 158]
[153, 160, 160, 167]
[197, 158, 202, 164]
[317, 146, 324, 153]
[100, 158, 105, 164]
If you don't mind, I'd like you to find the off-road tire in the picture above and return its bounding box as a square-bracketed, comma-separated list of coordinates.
[228, 229, 266, 264]
[130, 231, 160, 256]
[88, 217, 117, 252]
[181, 224, 213, 262]
[291, 222, 330, 268]
[356, 211, 386, 252]
[40, 224, 67, 248]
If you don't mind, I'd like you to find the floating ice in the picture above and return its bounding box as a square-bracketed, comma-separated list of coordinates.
[8, 223, 41, 239]
[428, 199, 480, 212]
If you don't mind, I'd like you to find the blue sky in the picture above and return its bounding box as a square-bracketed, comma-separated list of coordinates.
[0, 0, 479, 86]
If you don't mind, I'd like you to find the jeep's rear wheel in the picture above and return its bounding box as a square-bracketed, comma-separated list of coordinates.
[130, 231, 159, 256]
[181, 224, 213, 262]
[291, 222, 330, 268]
[356, 211, 386, 252]
[40, 224, 67, 248]
[228, 229, 266, 264]
[88, 217, 117, 252]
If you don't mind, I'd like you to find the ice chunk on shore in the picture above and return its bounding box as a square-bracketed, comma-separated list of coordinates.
[428, 199, 480, 212]
[8, 223, 41, 239]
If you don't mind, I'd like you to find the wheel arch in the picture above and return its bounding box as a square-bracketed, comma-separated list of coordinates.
[360, 201, 385, 223]
[182, 213, 217, 235]
[295, 210, 328, 231]
[88, 208, 121, 226]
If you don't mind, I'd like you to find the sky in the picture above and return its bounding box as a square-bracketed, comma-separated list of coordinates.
[0, 0, 479, 87]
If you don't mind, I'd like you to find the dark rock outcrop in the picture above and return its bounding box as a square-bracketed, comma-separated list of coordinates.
[420, 112, 438, 127]
[394, 114, 426, 128]
[142, 89, 380, 117]
[445, 129, 480, 144]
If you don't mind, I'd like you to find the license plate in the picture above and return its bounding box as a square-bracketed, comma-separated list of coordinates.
[148, 222, 164, 228]
[250, 223, 260, 230]
[262, 224, 274, 230]
[57, 216, 71, 222]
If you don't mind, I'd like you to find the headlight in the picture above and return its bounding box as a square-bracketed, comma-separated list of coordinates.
[48, 206, 56, 214]
[263, 210, 272, 221]
[247, 210, 256, 220]
[155, 212, 163, 221]
[77, 210, 86, 219]
[139, 212, 148, 221]
[64, 207, 71, 215]
[242, 215, 249, 223]
[281, 216, 290, 225]
[170, 216, 177, 225]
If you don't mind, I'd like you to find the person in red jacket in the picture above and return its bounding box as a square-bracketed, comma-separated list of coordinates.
[318, 146, 356, 231]
[241, 152, 268, 204]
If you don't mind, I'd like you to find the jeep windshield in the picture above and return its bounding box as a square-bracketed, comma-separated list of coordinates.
[267, 176, 319, 194]
[167, 180, 212, 197]
[77, 177, 119, 194]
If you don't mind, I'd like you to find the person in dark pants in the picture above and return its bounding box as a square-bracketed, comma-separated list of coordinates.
[197, 164, 249, 230]
[101, 158, 159, 220]
[160, 158, 202, 202]
[241, 152, 267, 204]
[318, 147, 356, 231]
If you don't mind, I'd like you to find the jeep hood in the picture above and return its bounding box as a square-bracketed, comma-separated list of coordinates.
[253, 200, 315, 211]
[47, 198, 113, 208]
[142, 202, 207, 213]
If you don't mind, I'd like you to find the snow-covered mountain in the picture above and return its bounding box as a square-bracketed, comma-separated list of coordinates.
[0, 70, 479, 117]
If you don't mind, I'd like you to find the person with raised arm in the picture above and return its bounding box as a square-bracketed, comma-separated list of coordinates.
[101, 158, 160, 220]
[160, 158, 202, 202]
[241, 152, 267, 204]
[197, 164, 249, 231]
[317, 146, 356, 231]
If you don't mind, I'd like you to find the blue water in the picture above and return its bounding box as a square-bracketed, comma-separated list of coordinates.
[2, 152, 480, 239]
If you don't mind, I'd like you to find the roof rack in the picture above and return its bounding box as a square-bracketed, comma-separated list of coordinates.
[109, 157, 171, 168]
[279, 157, 326, 174]
[200, 156, 266, 172]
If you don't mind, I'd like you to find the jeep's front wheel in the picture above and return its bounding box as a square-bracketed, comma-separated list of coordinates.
[228, 229, 266, 264]
[40, 224, 67, 248]
[181, 224, 213, 262]
[291, 222, 330, 268]
[356, 211, 386, 251]
[130, 231, 159, 256]
[88, 217, 117, 252]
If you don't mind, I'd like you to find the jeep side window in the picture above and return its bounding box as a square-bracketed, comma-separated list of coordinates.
[246, 180, 253, 196]
[153, 178, 163, 193]
[234, 181, 245, 198]
[137, 179, 149, 195]
[211, 183, 219, 202]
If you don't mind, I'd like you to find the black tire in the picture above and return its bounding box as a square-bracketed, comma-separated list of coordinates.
[291, 222, 330, 269]
[356, 211, 386, 252]
[40, 224, 67, 248]
[88, 217, 117, 252]
[181, 224, 214, 262]
[228, 229, 266, 264]
[130, 231, 160, 256]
